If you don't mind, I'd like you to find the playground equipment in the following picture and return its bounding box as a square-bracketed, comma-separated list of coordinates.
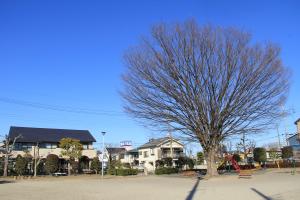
[218, 154, 254, 178]
[218, 155, 241, 173]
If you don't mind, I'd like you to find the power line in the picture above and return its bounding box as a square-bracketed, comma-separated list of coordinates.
[0, 97, 126, 116]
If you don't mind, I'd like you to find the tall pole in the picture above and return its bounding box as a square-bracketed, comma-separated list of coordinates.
[276, 125, 281, 149]
[101, 131, 106, 178]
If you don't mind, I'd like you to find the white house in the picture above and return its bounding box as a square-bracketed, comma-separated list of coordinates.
[138, 137, 184, 172]
[99, 141, 139, 167]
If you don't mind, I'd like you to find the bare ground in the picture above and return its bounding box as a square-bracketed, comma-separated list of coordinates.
[0, 169, 299, 200]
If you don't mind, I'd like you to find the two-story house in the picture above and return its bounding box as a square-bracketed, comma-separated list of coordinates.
[8, 126, 97, 171]
[138, 137, 184, 172]
[287, 119, 300, 160]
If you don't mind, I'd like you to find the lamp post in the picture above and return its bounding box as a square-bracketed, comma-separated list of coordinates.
[101, 131, 106, 177]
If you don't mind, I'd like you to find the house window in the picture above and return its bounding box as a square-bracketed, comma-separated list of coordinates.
[139, 151, 142, 155]
[14, 143, 33, 151]
[40, 143, 57, 149]
[144, 151, 149, 158]
[150, 148, 154, 155]
[82, 144, 89, 150]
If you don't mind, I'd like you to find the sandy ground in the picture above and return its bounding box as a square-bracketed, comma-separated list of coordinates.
[0, 169, 299, 200]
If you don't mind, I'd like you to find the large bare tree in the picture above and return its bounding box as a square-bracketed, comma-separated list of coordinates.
[121, 21, 289, 177]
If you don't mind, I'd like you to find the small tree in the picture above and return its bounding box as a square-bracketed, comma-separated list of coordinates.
[163, 157, 173, 167]
[45, 154, 59, 174]
[15, 155, 28, 176]
[90, 157, 101, 174]
[233, 154, 241, 163]
[196, 152, 204, 165]
[253, 147, 267, 164]
[282, 146, 293, 159]
[59, 138, 83, 175]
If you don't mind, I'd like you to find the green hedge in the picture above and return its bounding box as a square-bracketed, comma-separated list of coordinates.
[155, 167, 179, 175]
[109, 168, 138, 176]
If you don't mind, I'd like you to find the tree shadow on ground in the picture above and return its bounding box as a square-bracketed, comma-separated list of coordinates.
[251, 188, 273, 200]
[185, 178, 200, 200]
[0, 180, 15, 184]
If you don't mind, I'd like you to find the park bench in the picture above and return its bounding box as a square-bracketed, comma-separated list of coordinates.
[239, 170, 252, 179]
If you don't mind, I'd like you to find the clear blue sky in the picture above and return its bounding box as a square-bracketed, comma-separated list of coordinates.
[0, 0, 299, 150]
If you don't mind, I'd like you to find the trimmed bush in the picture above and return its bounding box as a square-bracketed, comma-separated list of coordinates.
[155, 160, 165, 168]
[186, 158, 195, 169]
[45, 154, 59, 174]
[90, 157, 101, 174]
[163, 157, 173, 167]
[253, 147, 267, 164]
[196, 152, 204, 165]
[15, 155, 28, 175]
[177, 156, 187, 169]
[114, 168, 138, 176]
[155, 167, 179, 175]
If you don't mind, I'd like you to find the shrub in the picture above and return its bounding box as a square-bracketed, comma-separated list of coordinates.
[15, 155, 28, 175]
[253, 147, 267, 164]
[108, 168, 116, 175]
[282, 146, 293, 159]
[186, 158, 195, 169]
[90, 157, 101, 174]
[177, 156, 187, 169]
[155, 167, 179, 175]
[36, 159, 46, 175]
[196, 152, 204, 165]
[122, 162, 131, 168]
[163, 157, 173, 167]
[45, 154, 59, 174]
[155, 160, 165, 168]
[233, 154, 241, 162]
[111, 168, 138, 176]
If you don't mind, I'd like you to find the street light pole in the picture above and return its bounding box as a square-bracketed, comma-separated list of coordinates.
[101, 131, 106, 178]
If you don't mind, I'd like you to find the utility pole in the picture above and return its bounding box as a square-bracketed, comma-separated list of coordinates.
[101, 131, 106, 178]
[276, 125, 281, 149]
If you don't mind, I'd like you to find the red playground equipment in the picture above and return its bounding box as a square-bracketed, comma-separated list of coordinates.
[226, 155, 240, 172]
[219, 154, 241, 173]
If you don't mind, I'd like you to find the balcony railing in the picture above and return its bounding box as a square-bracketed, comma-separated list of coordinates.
[161, 153, 185, 159]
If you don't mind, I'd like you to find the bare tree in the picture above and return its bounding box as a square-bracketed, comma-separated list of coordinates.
[2, 134, 22, 177]
[236, 133, 256, 161]
[33, 142, 42, 177]
[121, 21, 289, 177]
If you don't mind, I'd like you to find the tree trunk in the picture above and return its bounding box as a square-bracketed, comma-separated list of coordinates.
[205, 148, 219, 177]
[68, 162, 71, 175]
[3, 154, 9, 177]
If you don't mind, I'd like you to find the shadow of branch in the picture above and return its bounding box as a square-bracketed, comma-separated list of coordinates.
[185, 178, 200, 200]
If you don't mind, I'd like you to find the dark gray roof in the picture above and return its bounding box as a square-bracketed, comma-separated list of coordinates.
[127, 148, 138, 153]
[9, 126, 96, 143]
[295, 118, 300, 125]
[138, 137, 180, 149]
[106, 147, 126, 154]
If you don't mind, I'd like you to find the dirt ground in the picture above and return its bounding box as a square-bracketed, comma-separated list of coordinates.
[0, 169, 299, 200]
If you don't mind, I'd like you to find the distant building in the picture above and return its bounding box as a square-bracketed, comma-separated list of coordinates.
[3, 126, 97, 172]
[99, 141, 139, 167]
[138, 137, 184, 172]
[287, 119, 300, 160]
